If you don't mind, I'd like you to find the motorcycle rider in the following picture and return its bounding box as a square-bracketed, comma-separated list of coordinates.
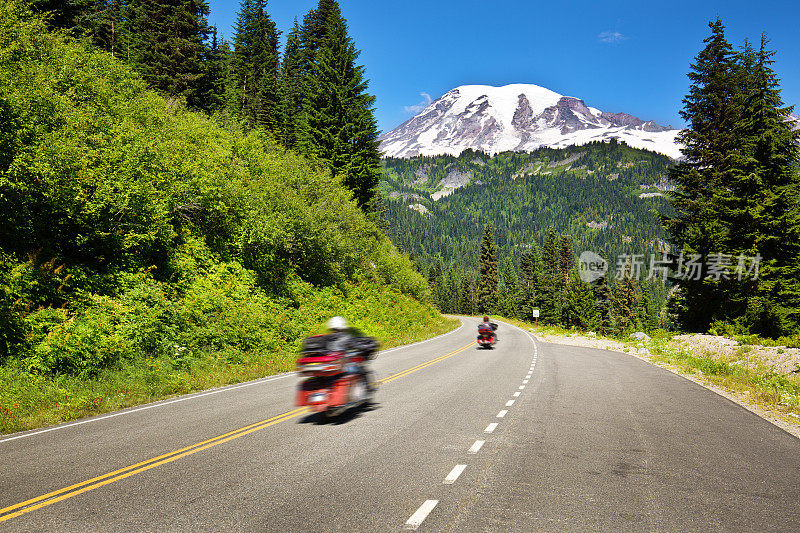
[479, 316, 498, 341]
[326, 316, 377, 391]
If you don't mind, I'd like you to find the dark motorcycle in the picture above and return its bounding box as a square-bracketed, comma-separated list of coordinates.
[477, 323, 497, 349]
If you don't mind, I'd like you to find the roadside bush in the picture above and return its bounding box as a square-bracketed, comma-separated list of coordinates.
[24, 295, 131, 377]
[175, 261, 288, 356]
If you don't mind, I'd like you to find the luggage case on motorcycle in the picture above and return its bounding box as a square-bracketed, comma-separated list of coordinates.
[301, 334, 331, 354]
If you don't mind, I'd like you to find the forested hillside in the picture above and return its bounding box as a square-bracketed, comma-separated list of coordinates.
[382, 142, 674, 269]
[0, 0, 446, 433]
[380, 18, 800, 342]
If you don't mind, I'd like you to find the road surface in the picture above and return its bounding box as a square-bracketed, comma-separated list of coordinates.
[2, 318, 800, 531]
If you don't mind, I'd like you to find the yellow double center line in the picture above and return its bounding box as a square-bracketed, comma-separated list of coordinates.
[0, 340, 475, 522]
[377, 341, 475, 385]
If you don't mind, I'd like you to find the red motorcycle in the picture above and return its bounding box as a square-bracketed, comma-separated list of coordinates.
[477, 324, 496, 349]
[295, 334, 375, 417]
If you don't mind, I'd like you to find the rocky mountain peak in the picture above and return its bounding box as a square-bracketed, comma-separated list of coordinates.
[379, 83, 682, 159]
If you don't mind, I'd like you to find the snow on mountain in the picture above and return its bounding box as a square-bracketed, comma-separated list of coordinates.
[380, 84, 682, 160]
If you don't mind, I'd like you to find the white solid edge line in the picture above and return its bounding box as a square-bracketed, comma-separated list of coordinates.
[405, 500, 439, 530]
[497, 410, 508, 418]
[0, 373, 293, 444]
[485, 423, 498, 433]
[513, 392, 521, 397]
[506, 400, 515, 407]
[2, 319, 470, 444]
[443, 464, 467, 484]
[468, 440, 485, 454]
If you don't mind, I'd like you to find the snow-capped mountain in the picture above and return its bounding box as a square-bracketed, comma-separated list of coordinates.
[380, 84, 682, 159]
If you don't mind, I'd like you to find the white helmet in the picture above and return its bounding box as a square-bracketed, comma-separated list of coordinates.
[327, 316, 349, 331]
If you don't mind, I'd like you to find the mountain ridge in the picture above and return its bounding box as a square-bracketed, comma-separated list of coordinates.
[380, 83, 682, 159]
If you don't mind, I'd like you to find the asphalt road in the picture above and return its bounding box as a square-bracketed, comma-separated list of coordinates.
[3, 317, 800, 532]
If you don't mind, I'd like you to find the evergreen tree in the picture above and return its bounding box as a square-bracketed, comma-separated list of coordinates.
[593, 275, 613, 334]
[298, 0, 341, 75]
[667, 20, 800, 337]
[123, 0, 212, 108]
[477, 224, 498, 314]
[518, 245, 540, 321]
[228, 0, 280, 130]
[563, 266, 598, 330]
[427, 257, 445, 310]
[665, 18, 739, 331]
[31, 0, 89, 34]
[732, 35, 800, 335]
[639, 285, 659, 331]
[77, 0, 124, 56]
[444, 267, 458, 314]
[558, 234, 574, 321]
[194, 27, 227, 112]
[539, 229, 559, 323]
[427, 258, 443, 286]
[298, 6, 381, 209]
[613, 261, 643, 334]
[278, 19, 303, 148]
[498, 258, 519, 318]
[459, 271, 477, 315]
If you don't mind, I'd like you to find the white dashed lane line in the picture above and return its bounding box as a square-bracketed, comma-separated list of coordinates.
[404, 500, 439, 530]
[404, 321, 541, 530]
[468, 440, 485, 454]
[443, 465, 467, 484]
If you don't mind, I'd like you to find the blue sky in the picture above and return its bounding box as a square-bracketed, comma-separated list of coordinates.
[207, 0, 800, 134]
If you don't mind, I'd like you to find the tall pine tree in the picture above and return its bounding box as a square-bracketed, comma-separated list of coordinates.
[593, 275, 614, 334]
[539, 229, 560, 323]
[498, 258, 519, 318]
[123, 0, 212, 108]
[298, 0, 340, 76]
[563, 266, 598, 330]
[666, 18, 739, 331]
[518, 245, 541, 320]
[298, 5, 381, 209]
[477, 224, 498, 314]
[557, 234, 574, 322]
[732, 35, 800, 335]
[278, 19, 303, 148]
[228, 0, 280, 130]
